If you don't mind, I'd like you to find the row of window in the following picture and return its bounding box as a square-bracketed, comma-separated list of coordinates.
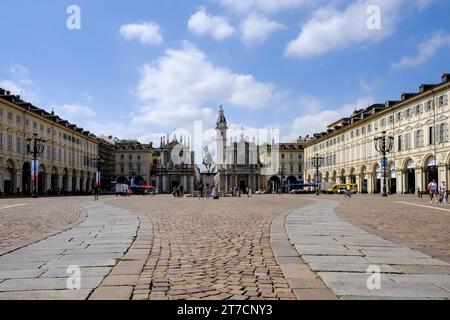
[397, 124, 449, 152]
[306, 154, 337, 170]
[308, 124, 449, 169]
[120, 165, 142, 174]
[314, 94, 449, 152]
[280, 153, 303, 160]
[279, 164, 303, 174]
[119, 154, 142, 161]
[0, 131, 96, 168]
[0, 108, 97, 152]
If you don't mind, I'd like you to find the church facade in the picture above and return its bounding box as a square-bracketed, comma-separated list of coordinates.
[214, 107, 265, 194]
[153, 134, 198, 194]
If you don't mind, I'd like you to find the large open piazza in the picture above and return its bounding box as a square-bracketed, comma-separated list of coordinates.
[0, 194, 448, 300]
[1, 1, 450, 313]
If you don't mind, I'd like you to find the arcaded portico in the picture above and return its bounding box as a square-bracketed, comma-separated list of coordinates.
[0, 89, 98, 196]
[305, 73, 450, 194]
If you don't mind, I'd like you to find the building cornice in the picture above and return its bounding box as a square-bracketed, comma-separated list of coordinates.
[305, 74, 450, 147]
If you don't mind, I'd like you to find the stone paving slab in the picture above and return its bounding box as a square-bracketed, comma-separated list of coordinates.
[0, 277, 104, 292]
[0, 202, 139, 300]
[286, 199, 450, 300]
[0, 289, 93, 300]
[40, 267, 111, 278]
[318, 272, 450, 299]
[308, 263, 400, 273]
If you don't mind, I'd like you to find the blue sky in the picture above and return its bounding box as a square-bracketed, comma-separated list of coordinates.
[0, 0, 449, 145]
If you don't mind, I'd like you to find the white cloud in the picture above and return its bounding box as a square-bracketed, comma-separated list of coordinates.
[0, 64, 39, 103]
[286, 97, 373, 140]
[241, 14, 285, 47]
[218, 0, 313, 13]
[133, 42, 281, 128]
[285, 0, 405, 58]
[392, 32, 450, 69]
[188, 8, 235, 40]
[119, 22, 163, 45]
[53, 104, 96, 123]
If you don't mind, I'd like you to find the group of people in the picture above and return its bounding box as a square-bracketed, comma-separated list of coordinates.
[172, 185, 185, 198]
[229, 186, 252, 197]
[197, 183, 218, 199]
[427, 180, 448, 204]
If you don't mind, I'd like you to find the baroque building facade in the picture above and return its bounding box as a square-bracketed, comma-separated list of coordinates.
[214, 107, 265, 194]
[262, 138, 310, 193]
[0, 88, 99, 196]
[153, 134, 198, 193]
[113, 140, 154, 186]
[304, 73, 450, 194]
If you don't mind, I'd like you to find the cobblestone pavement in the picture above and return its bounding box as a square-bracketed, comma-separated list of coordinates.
[0, 198, 91, 256]
[328, 194, 450, 259]
[286, 199, 450, 300]
[1, 194, 449, 300]
[107, 195, 314, 300]
[0, 202, 139, 300]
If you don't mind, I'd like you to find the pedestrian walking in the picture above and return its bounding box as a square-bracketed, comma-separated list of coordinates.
[198, 183, 204, 199]
[428, 180, 439, 203]
[179, 185, 184, 198]
[346, 185, 352, 198]
[93, 185, 99, 201]
[212, 185, 218, 199]
[440, 181, 448, 204]
[206, 184, 211, 199]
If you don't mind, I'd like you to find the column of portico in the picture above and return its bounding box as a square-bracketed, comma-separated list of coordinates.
[16, 170, 23, 193]
[416, 167, 424, 192]
[46, 174, 52, 193]
[367, 173, 374, 194]
[156, 176, 161, 191]
[357, 174, 363, 193]
[190, 176, 194, 193]
[446, 165, 450, 191]
[399, 170, 406, 194]
[58, 175, 63, 192]
[345, 176, 351, 185]
[75, 175, 80, 192]
[438, 164, 447, 185]
[182, 176, 188, 191]
[86, 177, 92, 193]
[0, 169, 4, 194]
[68, 175, 73, 193]
[162, 176, 169, 193]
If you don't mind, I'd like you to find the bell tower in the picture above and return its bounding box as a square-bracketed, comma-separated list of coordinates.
[215, 106, 228, 169]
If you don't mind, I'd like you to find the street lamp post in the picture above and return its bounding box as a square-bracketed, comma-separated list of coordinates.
[279, 168, 286, 194]
[93, 157, 104, 189]
[374, 131, 394, 197]
[311, 154, 324, 196]
[129, 168, 137, 185]
[26, 133, 46, 199]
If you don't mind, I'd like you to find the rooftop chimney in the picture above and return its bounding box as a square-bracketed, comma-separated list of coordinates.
[442, 73, 450, 83]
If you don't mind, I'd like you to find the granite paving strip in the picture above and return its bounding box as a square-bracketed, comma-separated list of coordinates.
[286, 199, 450, 300]
[0, 202, 139, 300]
[270, 210, 337, 300]
[89, 215, 153, 300]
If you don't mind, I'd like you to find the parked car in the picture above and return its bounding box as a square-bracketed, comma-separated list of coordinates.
[328, 184, 358, 194]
